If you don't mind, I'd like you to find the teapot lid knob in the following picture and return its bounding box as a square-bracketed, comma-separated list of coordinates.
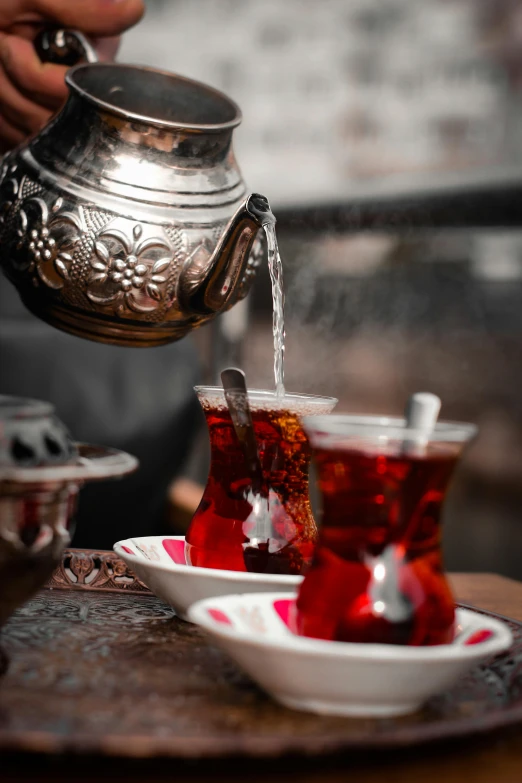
[34, 28, 99, 67]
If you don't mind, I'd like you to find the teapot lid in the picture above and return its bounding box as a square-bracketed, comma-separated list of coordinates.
[0, 395, 53, 420]
[0, 395, 78, 469]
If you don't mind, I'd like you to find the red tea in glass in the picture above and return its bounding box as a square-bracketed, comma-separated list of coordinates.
[185, 388, 336, 574]
[294, 415, 477, 645]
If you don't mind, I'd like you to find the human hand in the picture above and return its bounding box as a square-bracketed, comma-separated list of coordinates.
[0, 0, 144, 152]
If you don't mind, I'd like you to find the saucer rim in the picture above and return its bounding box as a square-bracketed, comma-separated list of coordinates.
[114, 536, 302, 585]
[187, 592, 513, 662]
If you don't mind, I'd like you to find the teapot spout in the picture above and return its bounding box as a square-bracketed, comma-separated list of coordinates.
[179, 194, 275, 315]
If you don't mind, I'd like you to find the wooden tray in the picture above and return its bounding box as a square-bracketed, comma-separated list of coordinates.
[0, 549, 522, 759]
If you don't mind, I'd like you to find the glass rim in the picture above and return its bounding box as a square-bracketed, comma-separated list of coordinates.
[194, 386, 338, 408]
[302, 414, 478, 443]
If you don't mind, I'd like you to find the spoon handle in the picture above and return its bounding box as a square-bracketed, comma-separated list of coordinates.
[403, 392, 441, 456]
[221, 368, 264, 492]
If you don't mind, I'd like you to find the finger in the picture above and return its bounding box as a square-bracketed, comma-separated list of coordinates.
[92, 35, 121, 63]
[0, 33, 68, 109]
[28, 0, 145, 38]
[0, 6, 43, 28]
[0, 114, 26, 154]
[0, 63, 51, 134]
[6, 22, 48, 42]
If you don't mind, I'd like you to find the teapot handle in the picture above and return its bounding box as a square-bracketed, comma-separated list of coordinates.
[34, 28, 99, 66]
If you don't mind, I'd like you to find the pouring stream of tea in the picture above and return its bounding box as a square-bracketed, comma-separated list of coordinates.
[264, 223, 285, 398]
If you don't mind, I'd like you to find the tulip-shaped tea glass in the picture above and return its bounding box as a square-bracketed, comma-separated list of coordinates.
[185, 388, 337, 574]
[295, 415, 477, 645]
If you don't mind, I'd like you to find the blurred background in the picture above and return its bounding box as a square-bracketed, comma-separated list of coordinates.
[121, 0, 522, 578]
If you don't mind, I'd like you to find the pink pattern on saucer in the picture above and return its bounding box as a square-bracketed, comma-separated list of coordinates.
[208, 608, 232, 625]
[465, 629, 494, 645]
[162, 538, 187, 565]
[273, 598, 293, 628]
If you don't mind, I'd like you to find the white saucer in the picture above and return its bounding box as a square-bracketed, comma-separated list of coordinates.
[187, 591, 513, 718]
[114, 536, 301, 620]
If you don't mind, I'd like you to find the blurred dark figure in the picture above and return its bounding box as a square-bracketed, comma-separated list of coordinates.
[0, 279, 202, 549]
[0, 0, 203, 549]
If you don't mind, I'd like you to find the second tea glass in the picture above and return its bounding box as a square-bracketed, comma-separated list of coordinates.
[295, 414, 477, 645]
[185, 387, 337, 575]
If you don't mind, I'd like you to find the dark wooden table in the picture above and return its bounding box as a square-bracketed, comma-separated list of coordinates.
[3, 572, 522, 783]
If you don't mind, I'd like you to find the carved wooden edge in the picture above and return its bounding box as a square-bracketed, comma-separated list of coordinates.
[45, 549, 151, 594]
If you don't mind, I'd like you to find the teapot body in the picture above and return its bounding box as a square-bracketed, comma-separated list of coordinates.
[0, 64, 262, 346]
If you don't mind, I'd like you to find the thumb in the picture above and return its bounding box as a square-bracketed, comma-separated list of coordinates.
[28, 0, 145, 38]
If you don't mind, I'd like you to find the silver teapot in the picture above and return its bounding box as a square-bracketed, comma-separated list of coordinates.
[0, 31, 274, 347]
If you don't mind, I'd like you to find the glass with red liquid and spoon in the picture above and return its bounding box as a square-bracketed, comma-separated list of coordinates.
[294, 395, 477, 646]
[185, 380, 336, 575]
